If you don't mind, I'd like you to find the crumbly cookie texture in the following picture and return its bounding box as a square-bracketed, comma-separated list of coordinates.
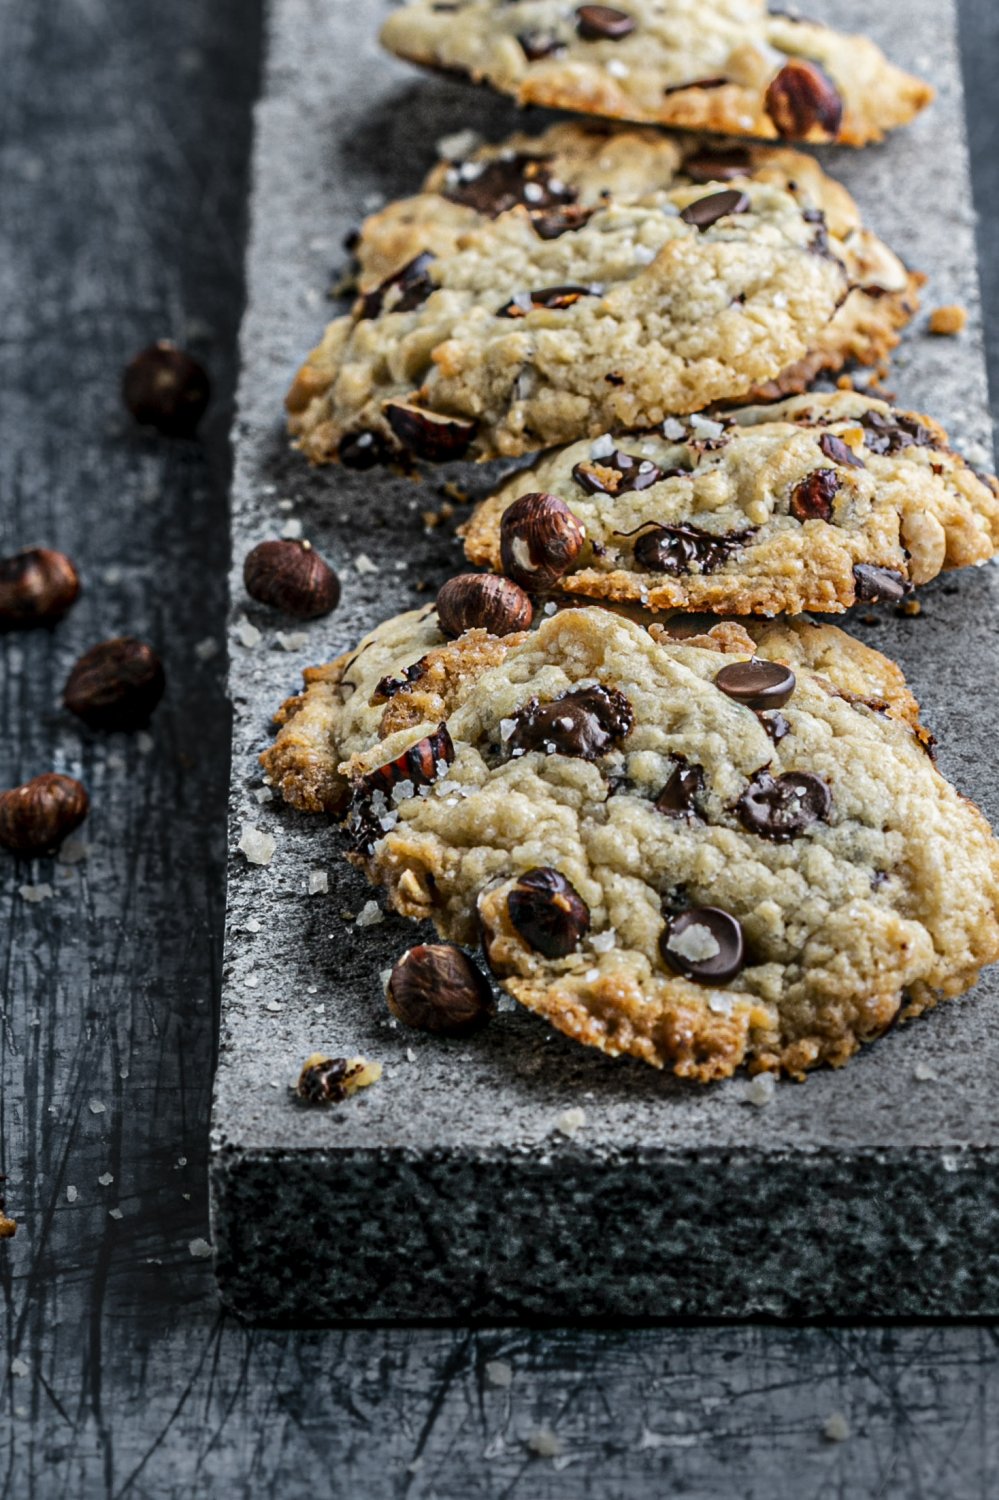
[334, 607, 999, 1081]
[380, 0, 933, 147]
[461, 391, 999, 616]
[286, 179, 849, 465]
[354, 121, 920, 403]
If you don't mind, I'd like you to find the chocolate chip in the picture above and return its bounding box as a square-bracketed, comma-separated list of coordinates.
[660, 906, 745, 983]
[684, 148, 752, 183]
[852, 564, 911, 604]
[715, 659, 796, 710]
[531, 204, 596, 239]
[575, 4, 635, 40]
[518, 29, 566, 60]
[680, 189, 750, 231]
[339, 430, 390, 469]
[500, 492, 586, 591]
[442, 153, 576, 219]
[860, 409, 936, 456]
[384, 402, 477, 462]
[571, 449, 673, 496]
[497, 284, 600, 317]
[507, 684, 634, 760]
[764, 58, 843, 140]
[632, 524, 752, 575]
[507, 868, 590, 958]
[819, 432, 865, 469]
[359, 251, 436, 320]
[737, 770, 830, 841]
[655, 761, 704, 818]
[436, 573, 533, 638]
[789, 468, 839, 523]
[758, 710, 791, 745]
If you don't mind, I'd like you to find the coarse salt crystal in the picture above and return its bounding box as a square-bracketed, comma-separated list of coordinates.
[436, 127, 482, 159]
[914, 1061, 938, 1081]
[590, 433, 615, 459]
[591, 929, 616, 953]
[666, 923, 720, 963]
[98, 1173, 114, 1186]
[555, 1107, 587, 1138]
[606, 57, 629, 77]
[633, 244, 656, 265]
[485, 1359, 514, 1388]
[238, 823, 276, 866]
[499, 718, 517, 742]
[690, 413, 725, 440]
[266, 1000, 281, 1012]
[822, 1412, 851, 1443]
[280, 517, 303, 540]
[743, 1073, 776, 1108]
[526, 1427, 563, 1459]
[245, 917, 261, 933]
[108, 1208, 123, 1221]
[543, 602, 557, 616]
[18, 884, 54, 903]
[355, 553, 378, 575]
[88, 1099, 106, 1115]
[707, 992, 733, 1015]
[254, 787, 273, 805]
[189, 1237, 213, 1259]
[662, 417, 687, 440]
[197, 636, 223, 664]
[234, 617, 261, 649]
[276, 631, 309, 652]
[391, 778, 415, 805]
[307, 870, 329, 896]
[66, 1186, 78, 1203]
[356, 900, 384, 927]
[10, 1359, 29, 1378]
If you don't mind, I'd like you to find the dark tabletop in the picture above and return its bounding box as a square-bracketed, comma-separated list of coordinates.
[2, 3, 999, 1496]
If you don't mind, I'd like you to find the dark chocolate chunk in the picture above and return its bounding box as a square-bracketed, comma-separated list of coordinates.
[684, 147, 752, 183]
[372, 656, 429, 704]
[655, 761, 704, 818]
[758, 710, 791, 745]
[507, 867, 590, 958]
[819, 432, 866, 469]
[518, 29, 566, 61]
[497, 283, 600, 317]
[764, 58, 843, 140]
[531, 203, 596, 239]
[571, 449, 674, 496]
[659, 906, 745, 983]
[860, 408, 937, 455]
[852, 564, 911, 604]
[507, 684, 634, 759]
[359, 251, 436, 320]
[737, 769, 831, 841]
[715, 659, 796, 710]
[339, 430, 391, 469]
[442, 153, 576, 219]
[632, 524, 752, 575]
[789, 468, 839, 522]
[680, 189, 750, 231]
[575, 4, 636, 40]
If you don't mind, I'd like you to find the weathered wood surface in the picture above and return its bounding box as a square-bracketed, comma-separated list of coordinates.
[2, 0, 999, 1494]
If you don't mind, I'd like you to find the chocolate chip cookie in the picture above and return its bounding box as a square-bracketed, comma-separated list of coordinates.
[460, 391, 999, 615]
[286, 179, 849, 464]
[353, 121, 919, 403]
[380, 0, 933, 147]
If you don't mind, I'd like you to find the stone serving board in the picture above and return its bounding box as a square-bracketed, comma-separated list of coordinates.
[210, 0, 999, 1322]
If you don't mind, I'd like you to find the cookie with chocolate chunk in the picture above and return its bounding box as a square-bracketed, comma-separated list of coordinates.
[380, 0, 932, 147]
[460, 392, 999, 615]
[286, 179, 849, 466]
[352, 122, 920, 405]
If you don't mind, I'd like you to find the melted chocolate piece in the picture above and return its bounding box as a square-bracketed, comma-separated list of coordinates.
[789, 468, 839, 522]
[442, 153, 576, 219]
[372, 657, 429, 703]
[655, 761, 704, 818]
[507, 684, 634, 759]
[680, 189, 750, 231]
[507, 867, 590, 958]
[684, 148, 752, 183]
[860, 409, 937, 455]
[497, 283, 600, 317]
[660, 906, 745, 983]
[632, 524, 752, 576]
[359, 251, 435, 320]
[531, 203, 596, 239]
[852, 564, 911, 604]
[758, 710, 791, 744]
[715, 659, 796, 710]
[571, 449, 674, 496]
[575, 4, 636, 40]
[663, 76, 729, 95]
[737, 770, 831, 841]
[819, 432, 866, 469]
[518, 29, 566, 61]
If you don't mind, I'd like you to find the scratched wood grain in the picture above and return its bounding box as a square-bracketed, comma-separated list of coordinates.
[1, 1, 999, 1495]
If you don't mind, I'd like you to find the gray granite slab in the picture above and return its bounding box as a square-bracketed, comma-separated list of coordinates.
[210, 0, 999, 1322]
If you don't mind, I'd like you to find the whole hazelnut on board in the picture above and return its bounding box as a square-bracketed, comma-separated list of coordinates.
[499, 492, 585, 592]
[0, 548, 80, 630]
[243, 539, 340, 618]
[387, 944, 495, 1035]
[64, 637, 165, 730]
[436, 573, 533, 639]
[295, 1054, 382, 1104]
[0, 773, 89, 857]
[122, 341, 210, 437]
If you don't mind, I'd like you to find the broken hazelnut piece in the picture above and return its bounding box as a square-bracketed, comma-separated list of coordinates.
[499, 492, 586, 591]
[0, 547, 80, 630]
[122, 341, 210, 437]
[387, 944, 495, 1035]
[295, 1053, 382, 1104]
[63, 637, 165, 730]
[383, 402, 477, 462]
[436, 573, 533, 638]
[764, 58, 843, 140]
[506, 867, 591, 958]
[244, 539, 340, 619]
[0, 773, 89, 857]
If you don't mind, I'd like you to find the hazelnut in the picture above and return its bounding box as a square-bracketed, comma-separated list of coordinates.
[506, 867, 590, 958]
[499, 492, 585, 592]
[0, 773, 89, 857]
[436, 573, 533, 638]
[764, 59, 843, 141]
[383, 401, 477, 462]
[122, 340, 210, 437]
[0, 1176, 14, 1239]
[243, 539, 341, 618]
[0, 548, 80, 630]
[387, 944, 495, 1036]
[295, 1053, 382, 1104]
[64, 637, 165, 730]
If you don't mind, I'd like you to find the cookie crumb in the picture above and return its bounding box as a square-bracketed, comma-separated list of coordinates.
[822, 1412, 851, 1443]
[929, 304, 967, 336]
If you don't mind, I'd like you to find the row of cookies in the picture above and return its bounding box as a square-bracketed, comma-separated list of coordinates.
[266, 6, 999, 1082]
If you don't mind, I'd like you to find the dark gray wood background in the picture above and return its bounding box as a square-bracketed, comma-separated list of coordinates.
[2, 2, 999, 1494]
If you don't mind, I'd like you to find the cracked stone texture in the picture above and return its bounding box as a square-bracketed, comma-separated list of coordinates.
[211, 0, 999, 1321]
